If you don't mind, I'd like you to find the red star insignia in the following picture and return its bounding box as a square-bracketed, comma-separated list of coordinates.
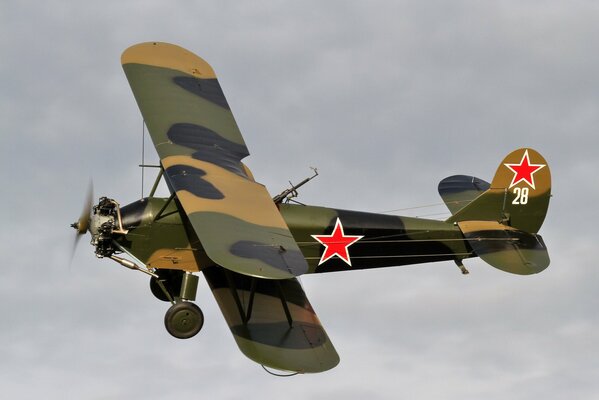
[504, 149, 546, 189]
[311, 218, 363, 267]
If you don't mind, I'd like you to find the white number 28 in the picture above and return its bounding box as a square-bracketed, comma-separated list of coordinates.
[512, 187, 529, 205]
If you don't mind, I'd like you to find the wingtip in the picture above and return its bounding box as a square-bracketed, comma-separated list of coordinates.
[121, 42, 216, 78]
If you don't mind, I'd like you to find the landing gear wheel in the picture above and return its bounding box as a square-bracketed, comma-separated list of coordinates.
[164, 302, 204, 339]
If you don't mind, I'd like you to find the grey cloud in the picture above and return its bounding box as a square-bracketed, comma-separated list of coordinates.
[1, 1, 598, 399]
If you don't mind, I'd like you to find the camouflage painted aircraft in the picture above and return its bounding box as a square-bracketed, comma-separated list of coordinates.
[71, 42, 551, 374]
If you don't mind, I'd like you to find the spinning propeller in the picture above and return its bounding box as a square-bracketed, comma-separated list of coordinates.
[70, 182, 93, 259]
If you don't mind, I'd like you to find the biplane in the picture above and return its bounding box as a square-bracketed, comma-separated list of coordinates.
[71, 42, 551, 374]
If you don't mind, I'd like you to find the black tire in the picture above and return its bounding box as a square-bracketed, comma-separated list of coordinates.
[150, 269, 183, 302]
[164, 302, 204, 339]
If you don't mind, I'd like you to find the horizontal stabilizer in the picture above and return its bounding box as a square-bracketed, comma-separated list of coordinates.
[458, 221, 549, 275]
[438, 175, 490, 215]
[203, 266, 339, 373]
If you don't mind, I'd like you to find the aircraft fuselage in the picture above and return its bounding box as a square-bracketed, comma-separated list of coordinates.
[114, 197, 471, 274]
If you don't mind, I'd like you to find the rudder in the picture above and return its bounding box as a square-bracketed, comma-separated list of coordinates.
[447, 148, 551, 234]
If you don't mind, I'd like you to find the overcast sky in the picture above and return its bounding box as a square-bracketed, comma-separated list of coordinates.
[2, 1, 598, 399]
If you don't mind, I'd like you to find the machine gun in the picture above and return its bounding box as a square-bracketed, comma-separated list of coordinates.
[273, 168, 319, 205]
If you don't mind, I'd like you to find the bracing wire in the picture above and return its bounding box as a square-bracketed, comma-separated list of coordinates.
[378, 202, 447, 214]
[141, 119, 145, 199]
[378, 199, 475, 219]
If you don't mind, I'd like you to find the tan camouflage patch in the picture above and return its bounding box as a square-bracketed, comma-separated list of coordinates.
[122, 42, 217, 78]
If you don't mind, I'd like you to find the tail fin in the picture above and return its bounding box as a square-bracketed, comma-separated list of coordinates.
[447, 148, 551, 233]
[445, 148, 551, 275]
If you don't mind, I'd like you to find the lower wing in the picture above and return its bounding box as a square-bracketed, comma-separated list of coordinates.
[202, 266, 339, 373]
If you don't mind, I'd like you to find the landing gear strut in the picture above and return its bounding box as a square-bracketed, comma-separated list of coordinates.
[155, 271, 204, 339]
[103, 250, 206, 339]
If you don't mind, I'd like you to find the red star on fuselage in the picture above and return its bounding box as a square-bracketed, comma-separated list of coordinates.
[311, 218, 363, 267]
[504, 149, 546, 189]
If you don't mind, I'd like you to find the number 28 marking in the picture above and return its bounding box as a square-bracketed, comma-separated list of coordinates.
[512, 187, 529, 205]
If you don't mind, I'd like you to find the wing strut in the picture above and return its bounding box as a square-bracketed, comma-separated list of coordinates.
[153, 192, 176, 222]
[224, 269, 254, 324]
[276, 281, 293, 328]
[223, 269, 292, 327]
[148, 167, 164, 198]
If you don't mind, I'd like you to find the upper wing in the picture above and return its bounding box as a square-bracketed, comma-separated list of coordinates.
[122, 42, 308, 279]
[438, 175, 490, 215]
[202, 265, 340, 373]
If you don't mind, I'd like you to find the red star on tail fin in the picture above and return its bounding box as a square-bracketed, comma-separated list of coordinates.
[504, 149, 546, 189]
